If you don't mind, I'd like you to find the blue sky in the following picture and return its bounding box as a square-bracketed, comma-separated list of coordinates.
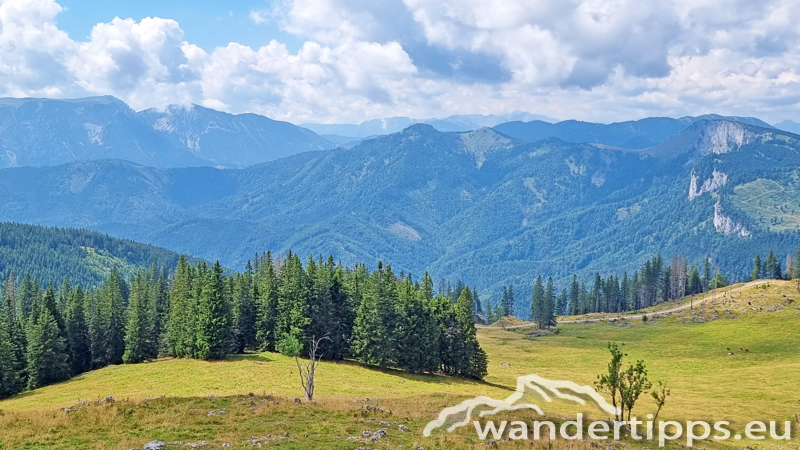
[0, 0, 798, 124]
[56, 0, 302, 51]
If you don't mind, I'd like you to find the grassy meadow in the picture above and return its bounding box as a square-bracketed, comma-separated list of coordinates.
[1, 281, 798, 449]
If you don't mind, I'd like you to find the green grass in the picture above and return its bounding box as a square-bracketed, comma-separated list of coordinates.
[1, 282, 799, 449]
[732, 174, 800, 231]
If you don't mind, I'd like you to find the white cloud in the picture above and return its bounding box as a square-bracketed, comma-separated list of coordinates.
[0, 0, 799, 123]
[249, 9, 269, 25]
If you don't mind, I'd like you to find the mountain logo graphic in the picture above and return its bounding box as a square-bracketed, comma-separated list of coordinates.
[423, 374, 619, 437]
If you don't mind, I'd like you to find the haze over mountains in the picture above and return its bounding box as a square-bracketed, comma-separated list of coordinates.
[1, 99, 799, 298]
[0, 96, 333, 169]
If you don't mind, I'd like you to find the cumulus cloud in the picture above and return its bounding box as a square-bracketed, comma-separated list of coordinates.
[0, 0, 799, 123]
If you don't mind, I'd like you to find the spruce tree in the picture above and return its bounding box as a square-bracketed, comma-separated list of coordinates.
[26, 308, 70, 389]
[3, 273, 26, 386]
[275, 253, 310, 351]
[167, 255, 194, 357]
[123, 271, 155, 364]
[195, 262, 231, 360]
[65, 286, 91, 374]
[702, 256, 711, 292]
[17, 274, 36, 321]
[255, 251, 278, 351]
[394, 278, 439, 373]
[104, 269, 126, 365]
[568, 275, 580, 316]
[542, 277, 556, 328]
[351, 262, 395, 366]
[454, 288, 487, 379]
[531, 276, 544, 326]
[751, 255, 762, 281]
[764, 249, 781, 279]
[232, 265, 257, 353]
[0, 302, 23, 398]
[794, 242, 800, 280]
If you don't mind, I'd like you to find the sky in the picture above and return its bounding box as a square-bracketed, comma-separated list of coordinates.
[1, 0, 799, 124]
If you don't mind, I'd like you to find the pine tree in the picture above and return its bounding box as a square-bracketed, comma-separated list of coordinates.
[542, 277, 556, 328]
[751, 255, 762, 281]
[0, 301, 23, 398]
[17, 274, 37, 321]
[688, 265, 702, 294]
[103, 269, 126, 365]
[167, 255, 194, 357]
[232, 264, 257, 353]
[351, 262, 396, 366]
[702, 256, 711, 293]
[764, 249, 781, 279]
[65, 286, 91, 374]
[195, 262, 232, 360]
[556, 288, 568, 317]
[351, 279, 389, 366]
[255, 251, 278, 351]
[530, 276, 544, 325]
[794, 242, 800, 280]
[454, 288, 488, 379]
[507, 285, 515, 317]
[568, 275, 580, 316]
[275, 253, 310, 351]
[26, 308, 70, 389]
[3, 273, 26, 387]
[394, 278, 439, 373]
[123, 271, 156, 364]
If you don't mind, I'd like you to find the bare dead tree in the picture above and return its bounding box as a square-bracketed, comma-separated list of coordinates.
[294, 334, 330, 402]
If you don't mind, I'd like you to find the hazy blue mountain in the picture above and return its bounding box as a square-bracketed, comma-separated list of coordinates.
[0, 121, 798, 300]
[0, 96, 205, 168]
[494, 115, 774, 149]
[774, 120, 800, 134]
[137, 104, 333, 166]
[302, 112, 556, 137]
[0, 96, 334, 169]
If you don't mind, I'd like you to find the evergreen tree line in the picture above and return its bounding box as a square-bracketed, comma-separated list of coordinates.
[489, 244, 800, 326]
[0, 251, 488, 400]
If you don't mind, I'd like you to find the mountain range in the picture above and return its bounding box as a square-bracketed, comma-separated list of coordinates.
[1, 117, 798, 300]
[302, 112, 557, 139]
[0, 96, 333, 169]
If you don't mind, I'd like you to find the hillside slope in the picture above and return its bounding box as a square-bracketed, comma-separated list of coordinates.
[1, 281, 797, 449]
[0, 121, 798, 299]
[494, 114, 774, 149]
[0, 222, 193, 287]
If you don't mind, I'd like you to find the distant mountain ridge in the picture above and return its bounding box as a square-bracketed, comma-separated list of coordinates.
[1, 118, 797, 301]
[0, 96, 334, 169]
[494, 114, 774, 149]
[301, 112, 557, 138]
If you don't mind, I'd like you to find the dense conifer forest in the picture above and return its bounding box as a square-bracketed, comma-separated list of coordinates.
[485, 245, 800, 326]
[0, 251, 488, 399]
[0, 222, 189, 287]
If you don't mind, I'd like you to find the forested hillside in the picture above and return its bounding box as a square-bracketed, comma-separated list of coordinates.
[0, 222, 189, 287]
[494, 114, 774, 148]
[0, 250, 487, 400]
[1, 120, 799, 309]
